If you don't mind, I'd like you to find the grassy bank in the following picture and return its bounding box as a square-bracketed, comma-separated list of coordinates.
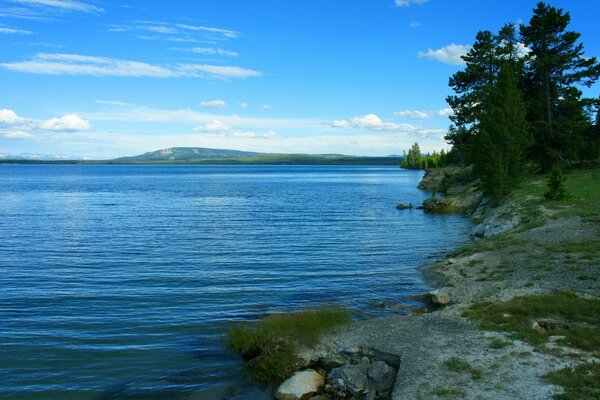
[438, 167, 600, 399]
[227, 307, 351, 384]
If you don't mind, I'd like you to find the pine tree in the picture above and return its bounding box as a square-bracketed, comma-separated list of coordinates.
[544, 165, 568, 200]
[447, 30, 499, 130]
[520, 2, 600, 170]
[477, 64, 532, 198]
[446, 26, 526, 163]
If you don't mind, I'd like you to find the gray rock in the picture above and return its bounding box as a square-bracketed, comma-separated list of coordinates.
[430, 289, 451, 306]
[320, 353, 346, 370]
[367, 360, 396, 395]
[327, 360, 369, 396]
[275, 369, 325, 400]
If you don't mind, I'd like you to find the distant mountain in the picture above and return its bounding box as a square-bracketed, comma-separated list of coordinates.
[116, 147, 265, 161]
[0, 153, 80, 161]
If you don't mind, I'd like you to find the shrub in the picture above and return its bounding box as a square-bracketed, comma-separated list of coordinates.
[544, 165, 569, 200]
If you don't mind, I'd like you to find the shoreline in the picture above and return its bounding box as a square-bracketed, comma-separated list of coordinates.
[271, 167, 599, 400]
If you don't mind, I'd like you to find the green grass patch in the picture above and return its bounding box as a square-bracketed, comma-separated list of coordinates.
[464, 292, 600, 354]
[433, 386, 466, 398]
[546, 362, 600, 400]
[227, 306, 351, 384]
[444, 357, 484, 380]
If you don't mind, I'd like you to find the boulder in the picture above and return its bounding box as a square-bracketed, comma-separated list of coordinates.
[275, 369, 325, 400]
[327, 360, 369, 396]
[367, 360, 397, 395]
[395, 203, 414, 210]
[430, 289, 451, 306]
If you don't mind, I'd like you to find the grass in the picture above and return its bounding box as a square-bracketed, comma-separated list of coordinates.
[464, 291, 600, 354]
[433, 386, 466, 398]
[513, 169, 600, 221]
[227, 306, 351, 384]
[444, 357, 484, 380]
[546, 362, 600, 400]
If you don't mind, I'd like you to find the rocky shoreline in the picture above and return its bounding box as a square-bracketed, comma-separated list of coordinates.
[271, 167, 600, 400]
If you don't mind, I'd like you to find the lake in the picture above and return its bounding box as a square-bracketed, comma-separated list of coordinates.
[0, 165, 471, 399]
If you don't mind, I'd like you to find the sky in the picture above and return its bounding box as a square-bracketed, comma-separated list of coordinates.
[0, 0, 598, 159]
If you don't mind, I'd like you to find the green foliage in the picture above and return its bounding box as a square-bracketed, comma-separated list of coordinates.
[444, 357, 484, 380]
[544, 165, 568, 200]
[445, 2, 600, 181]
[227, 307, 351, 384]
[465, 292, 600, 353]
[473, 64, 532, 199]
[546, 362, 600, 400]
[401, 143, 449, 170]
[521, 2, 600, 170]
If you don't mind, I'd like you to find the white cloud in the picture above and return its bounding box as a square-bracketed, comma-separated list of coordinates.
[192, 47, 238, 57]
[394, 108, 455, 119]
[408, 21, 421, 28]
[334, 113, 418, 133]
[145, 25, 178, 34]
[177, 64, 262, 79]
[418, 43, 471, 65]
[85, 103, 323, 130]
[230, 130, 278, 139]
[260, 104, 272, 111]
[192, 120, 231, 133]
[238, 102, 248, 109]
[0, 26, 33, 34]
[394, 110, 431, 119]
[395, 0, 428, 6]
[39, 114, 90, 131]
[201, 100, 228, 109]
[192, 120, 278, 139]
[110, 21, 239, 42]
[8, 0, 103, 14]
[437, 108, 454, 117]
[0, 109, 22, 125]
[332, 119, 350, 128]
[0, 53, 262, 80]
[2, 130, 33, 139]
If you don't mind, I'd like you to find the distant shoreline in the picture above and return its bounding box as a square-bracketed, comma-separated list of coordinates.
[0, 156, 403, 166]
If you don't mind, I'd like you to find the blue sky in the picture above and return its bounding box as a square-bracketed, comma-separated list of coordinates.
[0, 0, 598, 159]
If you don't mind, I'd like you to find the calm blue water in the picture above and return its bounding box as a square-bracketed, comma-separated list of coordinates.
[0, 165, 471, 399]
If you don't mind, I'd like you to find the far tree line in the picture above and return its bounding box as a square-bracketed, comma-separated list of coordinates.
[403, 2, 600, 199]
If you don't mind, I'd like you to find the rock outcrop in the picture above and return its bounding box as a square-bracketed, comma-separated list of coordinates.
[275, 369, 325, 400]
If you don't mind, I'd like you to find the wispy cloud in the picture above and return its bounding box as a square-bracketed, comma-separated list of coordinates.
[394, 108, 454, 119]
[0, 26, 33, 34]
[0, 53, 262, 80]
[191, 47, 238, 57]
[395, 0, 428, 7]
[2, 130, 33, 139]
[200, 100, 228, 109]
[8, 0, 103, 14]
[82, 102, 322, 130]
[192, 120, 278, 139]
[418, 43, 471, 65]
[109, 20, 239, 42]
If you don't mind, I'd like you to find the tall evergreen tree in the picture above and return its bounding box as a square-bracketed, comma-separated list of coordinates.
[447, 30, 498, 131]
[446, 26, 526, 162]
[520, 2, 600, 170]
[476, 64, 532, 198]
